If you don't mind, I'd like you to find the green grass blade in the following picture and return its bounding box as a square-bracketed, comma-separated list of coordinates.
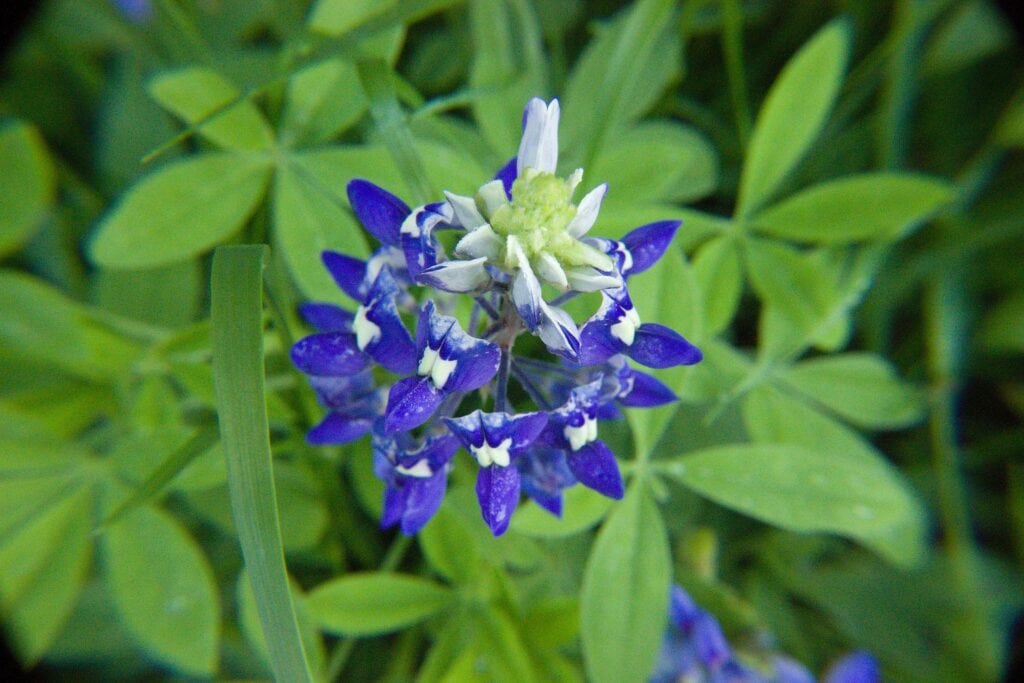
[211, 245, 315, 683]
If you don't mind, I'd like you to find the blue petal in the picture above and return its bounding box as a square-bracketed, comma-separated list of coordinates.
[517, 448, 575, 516]
[443, 412, 487, 451]
[480, 410, 549, 451]
[621, 220, 680, 276]
[628, 323, 703, 369]
[322, 251, 368, 302]
[495, 156, 517, 199]
[669, 585, 703, 630]
[307, 413, 373, 445]
[361, 270, 417, 374]
[566, 441, 623, 499]
[399, 471, 448, 535]
[423, 305, 500, 393]
[291, 332, 370, 376]
[417, 258, 491, 293]
[537, 302, 581, 362]
[618, 368, 677, 407]
[381, 485, 405, 529]
[475, 464, 521, 536]
[399, 431, 460, 472]
[384, 376, 444, 433]
[773, 656, 816, 683]
[298, 302, 353, 332]
[579, 317, 625, 366]
[823, 652, 881, 683]
[308, 371, 378, 412]
[401, 203, 453, 280]
[511, 258, 543, 329]
[692, 611, 731, 669]
[347, 179, 410, 246]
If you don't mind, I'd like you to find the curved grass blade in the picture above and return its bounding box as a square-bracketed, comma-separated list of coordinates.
[211, 245, 315, 683]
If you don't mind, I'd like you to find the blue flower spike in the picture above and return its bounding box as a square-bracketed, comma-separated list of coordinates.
[291, 96, 702, 536]
[445, 410, 548, 535]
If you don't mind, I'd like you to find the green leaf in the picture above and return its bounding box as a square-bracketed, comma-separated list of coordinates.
[510, 485, 614, 538]
[562, 0, 680, 167]
[102, 505, 220, 676]
[589, 121, 718, 207]
[211, 245, 314, 683]
[661, 441, 926, 566]
[419, 501, 485, 584]
[468, 0, 547, 155]
[752, 173, 953, 243]
[91, 260, 202, 328]
[309, 0, 397, 36]
[2, 490, 92, 665]
[581, 483, 670, 683]
[0, 121, 55, 257]
[745, 238, 836, 346]
[274, 161, 370, 300]
[282, 58, 367, 146]
[148, 67, 274, 150]
[780, 353, 927, 429]
[979, 291, 1024, 353]
[0, 270, 138, 382]
[470, 605, 540, 683]
[307, 572, 452, 636]
[737, 19, 851, 216]
[692, 235, 743, 335]
[90, 153, 272, 268]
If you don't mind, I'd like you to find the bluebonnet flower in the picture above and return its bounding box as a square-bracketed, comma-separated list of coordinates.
[651, 585, 882, 683]
[291, 96, 702, 535]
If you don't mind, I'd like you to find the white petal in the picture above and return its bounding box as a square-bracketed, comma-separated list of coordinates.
[476, 180, 509, 216]
[418, 258, 491, 292]
[456, 224, 504, 260]
[509, 236, 543, 329]
[444, 191, 486, 229]
[565, 266, 621, 292]
[517, 98, 560, 176]
[534, 252, 568, 289]
[567, 168, 584, 195]
[565, 183, 607, 238]
[537, 302, 580, 358]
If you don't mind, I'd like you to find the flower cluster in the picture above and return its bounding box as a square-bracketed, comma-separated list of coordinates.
[292, 98, 702, 536]
[651, 585, 881, 683]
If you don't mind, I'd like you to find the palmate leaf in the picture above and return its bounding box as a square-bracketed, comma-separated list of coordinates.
[281, 58, 367, 147]
[561, 0, 681, 168]
[148, 67, 274, 151]
[581, 482, 670, 683]
[89, 153, 272, 269]
[692, 234, 743, 336]
[510, 485, 614, 538]
[736, 18, 851, 217]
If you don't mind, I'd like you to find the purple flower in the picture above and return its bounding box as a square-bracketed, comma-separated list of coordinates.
[445, 410, 548, 535]
[579, 286, 703, 369]
[384, 301, 500, 434]
[536, 379, 624, 500]
[374, 427, 460, 535]
[823, 652, 881, 683]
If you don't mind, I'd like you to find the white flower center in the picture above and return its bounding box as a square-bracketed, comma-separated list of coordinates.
[472, 437, 514, 467]
[394, 459, 433, 478]
[418, 346, 457, 389]
[564, 415, 597, 451]
[609, 306, 641, 346]
[353, 305, 381, 350]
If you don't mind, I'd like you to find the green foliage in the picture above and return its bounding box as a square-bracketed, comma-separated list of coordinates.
[1, 1, 1022, 681]
[307, 573, 452, 636]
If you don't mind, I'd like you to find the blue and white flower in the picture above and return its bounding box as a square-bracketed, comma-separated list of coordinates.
[445, 410, 548, 535]
[290, 96, 703, 536]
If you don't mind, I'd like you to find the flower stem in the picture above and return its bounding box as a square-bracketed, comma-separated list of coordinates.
[495, 346, 511, 413]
